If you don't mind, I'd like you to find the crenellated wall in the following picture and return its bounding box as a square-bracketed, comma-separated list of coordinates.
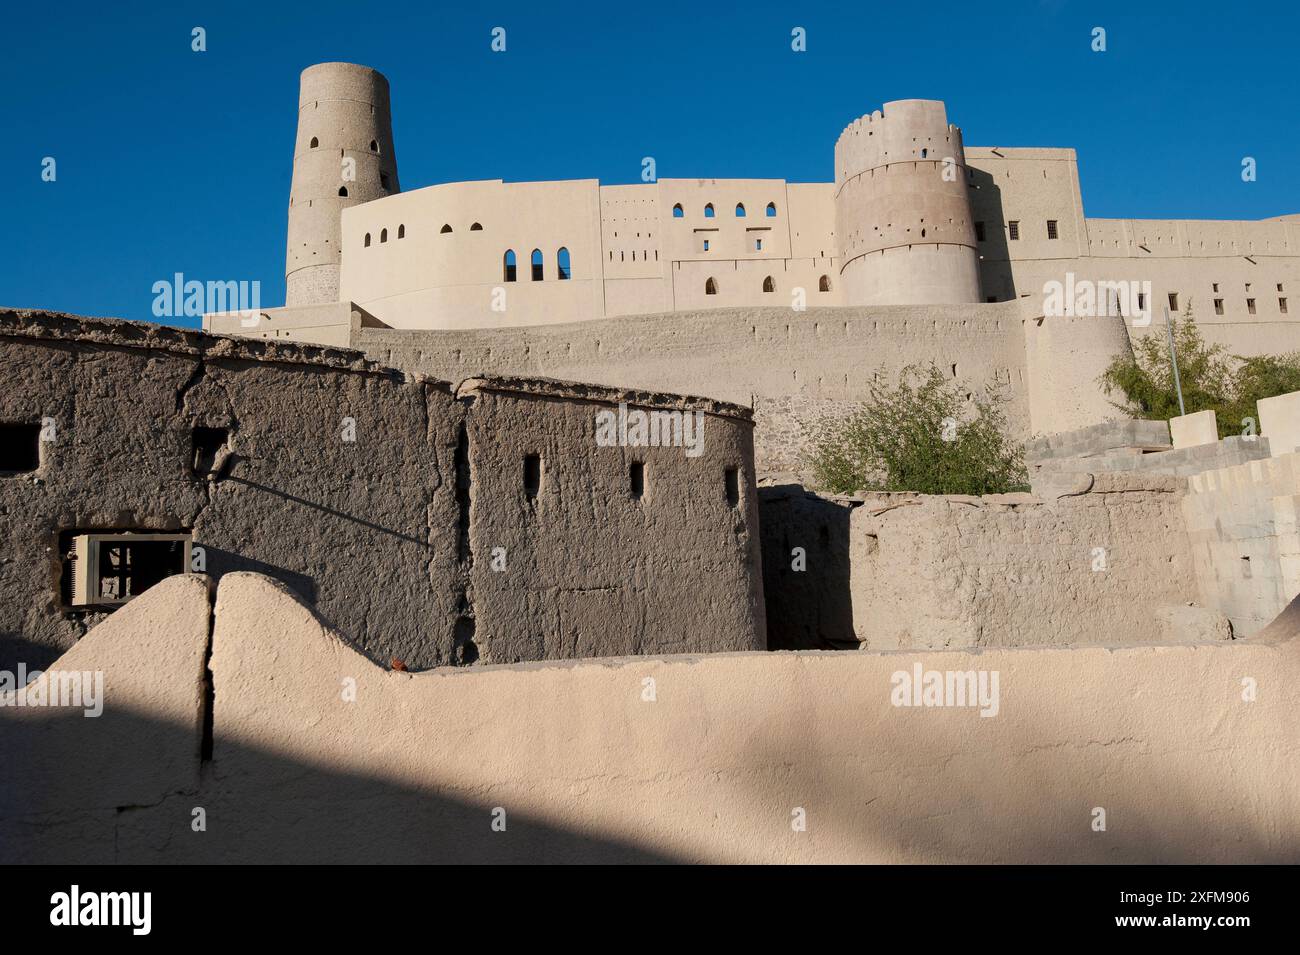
[834, 100, 982, 305]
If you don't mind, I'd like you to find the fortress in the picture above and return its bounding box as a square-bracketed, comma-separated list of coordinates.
[206, 62, 1300, 477]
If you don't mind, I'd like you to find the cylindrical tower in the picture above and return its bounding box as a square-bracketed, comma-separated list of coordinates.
[834, 99, 981, 305]
[285, 62, 400, 307]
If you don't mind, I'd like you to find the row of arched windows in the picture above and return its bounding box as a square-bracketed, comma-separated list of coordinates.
[363, 222, 484, 247]
[364, 224, 406, 247]
[504, 248, 571, 282]
[703, 275, 832, 295]
[673, 201, 778, 219]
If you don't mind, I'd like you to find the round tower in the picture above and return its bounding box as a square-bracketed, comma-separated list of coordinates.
[834, 99, 981, 306]
[285, 62, 400, 307]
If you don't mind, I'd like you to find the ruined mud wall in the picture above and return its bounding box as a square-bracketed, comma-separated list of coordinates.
[0, 310, 762, 671]
[4, 572, 1296, 864]
[357, 302, 1035, 478]
[846, 474, 1206, 650]
[459, 377, 766, 660]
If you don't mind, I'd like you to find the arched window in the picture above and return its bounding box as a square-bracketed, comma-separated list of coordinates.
[704, 203, 715, 218]
[920, 148, 927, 158]
[762, 276, 775, 293]
[705, 277, 718, 295]
[531, 248, 544, 281]
[557, 247, 571, 280]
[397, 224, 405, 239]
[380, 228, 388, 243]
[765, 202, 776, 217]
[364, 233, 371, 248]
[503, 249, 517, 282]
[470, 222, 483, 231]
[440, 223, 453, 234]
[672, 203, 684, 218]
[309, 136, 319, 148]
[819, 275, 831, 292]
[370, 139, 379, 153]
[338, 186, 348, 197]
[735, 203, 746, 217]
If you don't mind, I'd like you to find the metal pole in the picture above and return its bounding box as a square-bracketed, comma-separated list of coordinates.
[1165, 306, 1186, 417]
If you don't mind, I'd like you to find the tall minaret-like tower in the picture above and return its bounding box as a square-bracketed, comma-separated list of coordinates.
[834, 100, 981, 305]
[285, 62, 400, 307]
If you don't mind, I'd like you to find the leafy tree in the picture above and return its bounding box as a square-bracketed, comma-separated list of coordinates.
[1100, 304, 1300, 438]
[807, 363, 1028, 495]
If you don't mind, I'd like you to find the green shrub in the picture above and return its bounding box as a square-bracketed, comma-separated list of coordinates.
[807, 363, 1028, 495]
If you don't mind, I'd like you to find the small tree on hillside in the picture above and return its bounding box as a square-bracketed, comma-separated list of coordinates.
[807, 363, 1028, 495]
[1100, 304, 1300, 438]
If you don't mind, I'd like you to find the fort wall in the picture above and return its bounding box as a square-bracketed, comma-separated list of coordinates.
[4, 572, 1296, 864]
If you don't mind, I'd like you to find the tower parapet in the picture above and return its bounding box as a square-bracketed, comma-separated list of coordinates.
[834, 99, 981, 305]
[285, 62, 400, 307]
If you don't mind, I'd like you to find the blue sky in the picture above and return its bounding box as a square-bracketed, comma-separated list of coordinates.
[2, 0, 1297, 327]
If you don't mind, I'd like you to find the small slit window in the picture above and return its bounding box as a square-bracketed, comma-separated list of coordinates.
[380, 228, 388, 243]
[369, 139, 378, 153]
[630, 461, 645, 500]
[191, 427, 229, 477]
[364, 233, 371, 248]
[725, 468, 740, 507]
[397, 224, 405, 239]
[523, 454, 541, 500]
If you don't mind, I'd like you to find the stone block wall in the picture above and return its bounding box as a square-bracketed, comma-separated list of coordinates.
[1183, 452, 1300, 635]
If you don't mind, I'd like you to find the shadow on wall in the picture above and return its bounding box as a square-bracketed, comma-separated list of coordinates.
[968, 168, 1015, 302]
[0, 705, 681, 864]
[758, 485, 857, 650]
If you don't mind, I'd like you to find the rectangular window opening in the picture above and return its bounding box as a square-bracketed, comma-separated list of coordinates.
[1007, 220, 1020, 241]
[523, 453, 541, 500]
[630, 461, 645, 500]
[61, 531, 192, 608]
[1168, 292, 1179, 312]
[1214, 298, 1224, 315]
[0, 423, 41, 474]
[725, 467, 740, 507]
[1248, 298, 1257, 315]
[1046, 219, 1058, 240]
[974, 221, 985, 242]
[191, 427, 229, 477]
[1281, 298, 1289, 314]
